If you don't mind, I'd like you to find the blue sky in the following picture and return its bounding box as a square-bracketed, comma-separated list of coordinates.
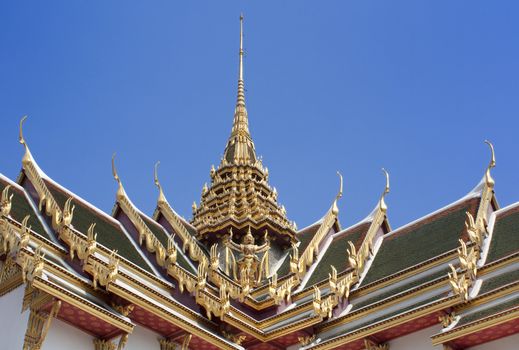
[1, 1, 518, 230]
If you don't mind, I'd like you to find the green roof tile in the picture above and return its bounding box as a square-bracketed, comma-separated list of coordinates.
[479, 269, 519, 295]
[352, 267, 448, 311]
[361, 199, 479, 286]
[486, 208, 519, 264]
[457, 296, 519, 327]
[0, 177, 49, 240]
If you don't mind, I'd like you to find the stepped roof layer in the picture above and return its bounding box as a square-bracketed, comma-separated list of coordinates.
[1, 17, 518, 350]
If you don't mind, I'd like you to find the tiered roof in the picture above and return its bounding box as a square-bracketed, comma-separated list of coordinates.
[192, 16, 296, 246]
[1, 16, 518, 350]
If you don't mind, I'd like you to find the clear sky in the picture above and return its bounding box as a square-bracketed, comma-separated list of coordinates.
[1, 1, 518, 230]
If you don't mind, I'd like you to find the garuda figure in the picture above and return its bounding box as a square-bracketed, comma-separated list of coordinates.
[225, 227, 270, 288]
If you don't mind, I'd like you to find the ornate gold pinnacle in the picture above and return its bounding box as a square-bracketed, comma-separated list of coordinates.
[191, 15, 296, 243]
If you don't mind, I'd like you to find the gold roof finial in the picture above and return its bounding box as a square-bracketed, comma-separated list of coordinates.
[111, 153, 120, 184]
[19, 115, 38, 167]
[19, 115, 28, 148]
[379, 168, 390, 212]
[484, 140, 496, 187]
[332, 171, 343, 215]
[336, 171, 343, 201]
[154, 161, 167, 205]
[111, 153, 126, 200]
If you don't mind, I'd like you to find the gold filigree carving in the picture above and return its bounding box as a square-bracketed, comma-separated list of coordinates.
[464, 212, 486, 252]
[268, 273, 297, 304]
[439, 311, 456, 328]
[113, 157, 178, 270]
[1, 185, 13, 217]
[197, 283, 230, 321]
[167, 264, 197, 293]
[0, 255, 23, 296]
[112, 303, 134, 317]
[222, 331, 246, 346]
[21, 246, 45, 286]
[312, 286, 335, 319]
[196, 257, 208, 291]
[154, 163, 208, 265]
[158, 339, 176, 350]
[94, 334, 128, 350]
[329, 266, 357, 302]
[364, 338, 389, 350]
[457, 239, 478, 282]
[23, 300, 61, 350]
[2, 215, 31, 255]
[347, 242, 360, 277]
[298, 334, 316, 346]
[64, 222, 97, 261]
[225, 227, 270, 290]
[448, 264, 469, 302]
[90, 250, 119, 289]
[181, 334, 192, 350]
[449, 224, 485, 302]
[210, 243, 219, 271]
[94, 339, 116, 350]
[21, 286, 52, 313]
[18, 117, 65, 232]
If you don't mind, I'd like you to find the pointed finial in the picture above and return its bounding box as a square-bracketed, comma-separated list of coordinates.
[154, 161, 161, 190]
[111, 153, 126, 199]
[154, 161, 167, 204]
[336, 171, 343, 200]
[235, 14, 246, 108]
[379, 168, 390, 212]
[19, 115, 35, 165]
[111, 153, 120, 184]
[484, 140, 496, 187]
[239, 13, 244, 83]
[332, 171, 343, 215]
[19, 115, 28, 147]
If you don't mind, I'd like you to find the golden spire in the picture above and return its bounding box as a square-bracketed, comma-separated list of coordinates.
[192, 15, 295, 243]
[224, 14, 256, 164]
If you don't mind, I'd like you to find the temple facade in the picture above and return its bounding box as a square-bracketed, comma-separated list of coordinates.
[0, 16, 518, 350]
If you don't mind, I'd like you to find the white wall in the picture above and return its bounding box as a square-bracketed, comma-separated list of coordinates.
[388, 325, 442, 350]
[0, 283, 163, 350]
[124, 324, 160, 350]
[42, 318, 93, 350]
[0, 285, 30, 349]
[43, 319, 160, 350]
[469, 333, 519, 350]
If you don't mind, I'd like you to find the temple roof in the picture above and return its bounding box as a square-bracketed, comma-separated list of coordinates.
[0, 17, 518, 350]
